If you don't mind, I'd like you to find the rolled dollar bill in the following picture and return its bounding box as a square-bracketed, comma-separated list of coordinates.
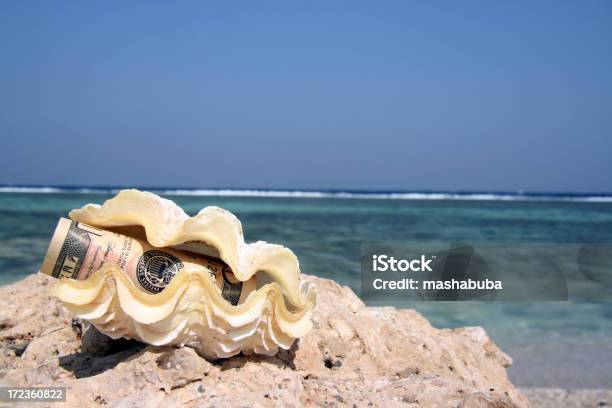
[40, 218, 255, 305]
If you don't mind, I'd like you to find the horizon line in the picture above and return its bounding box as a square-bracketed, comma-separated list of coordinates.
[1, 185, 612, 203]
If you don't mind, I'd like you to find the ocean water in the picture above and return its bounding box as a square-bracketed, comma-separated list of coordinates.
[1, 189, 611, 388]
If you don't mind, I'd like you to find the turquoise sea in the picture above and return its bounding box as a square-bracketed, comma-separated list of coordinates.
[1, 189, 611, 389]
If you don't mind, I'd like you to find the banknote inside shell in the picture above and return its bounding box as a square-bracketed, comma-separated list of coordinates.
[40, 217, 256, 305]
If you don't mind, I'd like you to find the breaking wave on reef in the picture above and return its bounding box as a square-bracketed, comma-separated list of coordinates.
[1, 186, 612, 202]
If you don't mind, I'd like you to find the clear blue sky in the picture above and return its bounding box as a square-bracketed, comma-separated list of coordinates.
[1, 1, 610, 192]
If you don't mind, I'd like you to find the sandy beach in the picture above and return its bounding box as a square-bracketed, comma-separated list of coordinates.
[522, 388, 612, 408]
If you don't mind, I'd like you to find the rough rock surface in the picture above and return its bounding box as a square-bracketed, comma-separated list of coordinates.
[0, 273, 528, 407]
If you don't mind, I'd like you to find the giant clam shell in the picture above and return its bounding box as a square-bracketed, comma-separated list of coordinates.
[50, 190, 315, 359]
